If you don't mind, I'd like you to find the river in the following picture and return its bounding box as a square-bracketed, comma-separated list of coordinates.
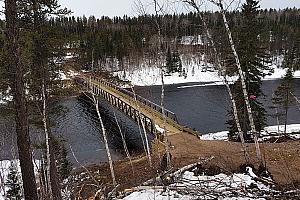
[135, 79, 300, 133]
[0, 79, 300, 165]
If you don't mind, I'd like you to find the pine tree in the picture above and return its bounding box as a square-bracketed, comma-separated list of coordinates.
[227, 0, 270, 140]
[4, 0, 39, 198]
[165, 48, 182, 75]
[53, 139, 72, 180]
[165, 48, 174, 75]
[5, 161, 23, 200]
[16, 1, 69, 199]
[272, 68, 295, 135]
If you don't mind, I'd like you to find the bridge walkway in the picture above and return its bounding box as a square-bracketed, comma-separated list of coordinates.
[80, 75, 198, 138]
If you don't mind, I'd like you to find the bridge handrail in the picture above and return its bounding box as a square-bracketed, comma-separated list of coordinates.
[87, 75, 178, 122]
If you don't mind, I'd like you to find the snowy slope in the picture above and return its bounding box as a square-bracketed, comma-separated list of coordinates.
[114, 56, 300, 86]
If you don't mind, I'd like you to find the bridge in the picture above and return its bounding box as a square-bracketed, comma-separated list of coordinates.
[76, 74, 199, 139]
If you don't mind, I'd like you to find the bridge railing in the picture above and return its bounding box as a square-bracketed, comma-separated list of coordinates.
[87, 75, 178, 123]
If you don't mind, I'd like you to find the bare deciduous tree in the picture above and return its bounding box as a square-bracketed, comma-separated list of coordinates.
[182, 0, 249, 162]
[130, 85, 152, 167]
[153, 0, 172, 170]
[208, 0, 262, 163]
[88, 86, 117, 187]
[113, 112, 134, 174]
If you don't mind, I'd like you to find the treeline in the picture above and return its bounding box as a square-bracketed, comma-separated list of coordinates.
[47, 8, 300, 70]
[0, 1, 300, 198]
[1, 8, 299, 71]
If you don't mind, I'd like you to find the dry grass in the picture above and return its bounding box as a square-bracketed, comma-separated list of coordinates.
[70, 133, 300, 199]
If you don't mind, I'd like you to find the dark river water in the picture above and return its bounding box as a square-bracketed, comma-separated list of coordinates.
[135, 79, 300, 133]
[1, 79, 300, 165]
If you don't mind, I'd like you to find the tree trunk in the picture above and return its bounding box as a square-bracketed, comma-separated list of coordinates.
[154, 0, 171, 169]
[183, 0, 249, 162]
[284, 89, 289, 135]
[216, 1, 262, 163]
[42, 80, 62, 200]
[5, 0, 38, 199]
[131, 86, 152, 167]
[113, 112, 134, 174]
[92, 94, 117, 187]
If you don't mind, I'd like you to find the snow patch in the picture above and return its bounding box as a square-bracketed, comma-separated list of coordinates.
[122, 166, 273, 200]
[180, 35, 207, 46]
[200, 131, 229, 141]
[0, 160, 41, 200]
[55, 70, 79, 81]
[155, 124, 165, 133]
[200, 124, 300, 141]
[0, 89, 13, 105]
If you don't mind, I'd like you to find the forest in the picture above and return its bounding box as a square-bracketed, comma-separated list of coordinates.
[0, 0, 300, 199]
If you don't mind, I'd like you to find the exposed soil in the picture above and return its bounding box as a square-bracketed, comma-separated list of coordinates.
[70, 132, 300, 199]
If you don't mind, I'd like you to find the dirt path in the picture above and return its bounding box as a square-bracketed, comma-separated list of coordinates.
[72, 134, 300, 199]
[167, 132, 300, 188]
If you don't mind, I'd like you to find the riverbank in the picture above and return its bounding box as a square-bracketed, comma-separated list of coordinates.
[114, 61, 300, 87]
[69, 127, 300, 199]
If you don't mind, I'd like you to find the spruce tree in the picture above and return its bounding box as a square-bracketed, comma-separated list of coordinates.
[165, 48, 182, 75]
[272, 67, 295, 135]
[227, 0, 271, 140]
[53, 139, 72, 180]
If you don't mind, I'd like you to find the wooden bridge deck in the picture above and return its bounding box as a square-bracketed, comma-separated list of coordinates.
[80, 75, 199, 138]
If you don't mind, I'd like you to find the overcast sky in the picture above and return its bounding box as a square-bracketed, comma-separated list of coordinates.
[58, 0, 300, 18]
[0, 0, 299, 19]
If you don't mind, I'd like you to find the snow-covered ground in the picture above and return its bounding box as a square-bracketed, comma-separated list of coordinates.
[56, 70, 79, 81]
[114, 59, 233, 86]
[200, 124, 300, 141]
[0, 160, 42, 200]
[0, 160, 18, 199]
[0, 89, 13, 105]
[0, 95, 12, 104]
[121, 164, 282, 200]
[114, 56, 300, 87]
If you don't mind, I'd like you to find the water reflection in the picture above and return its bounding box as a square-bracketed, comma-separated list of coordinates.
[53, 95, 150, 166]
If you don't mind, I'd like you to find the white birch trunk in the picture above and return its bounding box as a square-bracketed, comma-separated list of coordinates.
[154, 0, 171, 169]
[113, 112, 135, 173]
[42, 80, 62, 200]
[183, 0, 248, 161]
[272, 93, 281, 134]
[42, 80, 53, 200]
[216, 0, 262, 162]
[92, 94, 117, 187]
[130, 86, 152, 167]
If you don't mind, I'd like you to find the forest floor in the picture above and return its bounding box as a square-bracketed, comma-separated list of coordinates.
[71, 131, 300, 199]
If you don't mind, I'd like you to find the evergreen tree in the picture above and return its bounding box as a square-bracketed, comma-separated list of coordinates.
[272, 68, 295, 135]
[4, 0, 39, 198]
[227, 0, 271, 140]
[5, 161, 23, 200]
[283, 31, 300, 71]
[165, 48, 173, 75]
[53, 139, 72, 180]
[165, 48, 182, 75]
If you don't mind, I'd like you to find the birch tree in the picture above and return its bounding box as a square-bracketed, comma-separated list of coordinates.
[182, 0, 249, 161]
[87, 83, 117, 187]
[130, 85, 152, 167]
[208, 0, 262, 163]
[153, 0, 172, 170]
